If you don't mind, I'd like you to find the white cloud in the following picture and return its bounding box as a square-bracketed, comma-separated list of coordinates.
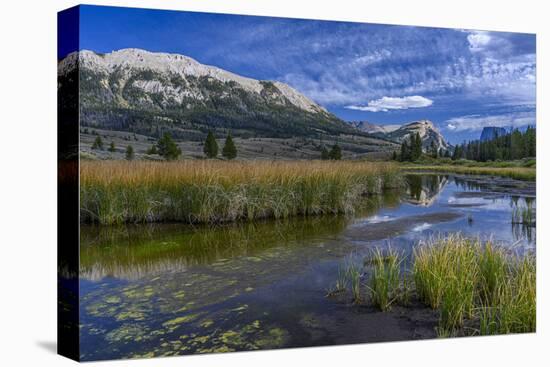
[345, 95, 433, 112]
[467, 31, 492, 53]
[445, 111, 535, 132]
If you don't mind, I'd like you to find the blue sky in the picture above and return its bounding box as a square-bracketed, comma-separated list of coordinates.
[74, 5, 536, 144]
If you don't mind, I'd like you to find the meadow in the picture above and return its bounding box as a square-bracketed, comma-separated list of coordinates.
[80, 160, 402, 225]
[401, 164, 535, 181]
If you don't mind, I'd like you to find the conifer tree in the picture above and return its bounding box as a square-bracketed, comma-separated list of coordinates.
[329, 143, 342, 160]
[157, 132, 181, 160]
[91, 136, 103, 150]
[203, 131, 219, 158]
[222, 133, 237, 160]
[320, 146, 330, 160]
[125, 145, 134, 160]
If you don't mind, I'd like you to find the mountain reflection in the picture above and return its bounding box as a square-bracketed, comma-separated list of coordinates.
[403, 174, 448, 206]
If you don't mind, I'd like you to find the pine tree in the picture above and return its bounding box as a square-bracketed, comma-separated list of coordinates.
[91, 136, 103, 150]
[400, 139, 411, 161]
[203, 131, 219, 158]
[329, 144, 342, 160]
[222, 133, 237, 160]
[157, 132, 181, 160]
[146, 145, 158, 155]
[125, 145, 134, 160]
[320, 146, 330, 160]
[411, 133, 422, 161]
[391, 151, 398, 161]
[108, 141, 116, 152]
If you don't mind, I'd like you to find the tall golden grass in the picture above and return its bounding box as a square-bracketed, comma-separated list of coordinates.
[80, 160, 401, 224]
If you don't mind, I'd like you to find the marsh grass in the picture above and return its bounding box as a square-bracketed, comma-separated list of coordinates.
[329, 235, 534, 336]
[402, 164, 535, 181]
[413, 235, 535, 335]
[81, 160, 401, 224]
[366, 247, 403, 311]
[512, 203, 536, 226]
[479, 256, 536, 335]
[326, 257, 363, 302]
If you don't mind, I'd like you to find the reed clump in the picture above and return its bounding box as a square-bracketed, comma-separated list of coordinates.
[332, 235, 535, 336]
[80, 160, 401, 224]
[367, 247, 403, 311]
[413, 235, 535, 335]
[511, 203, 536, 227]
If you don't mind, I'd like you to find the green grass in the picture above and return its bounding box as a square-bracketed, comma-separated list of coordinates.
[333, 235, 536, 336]
[479, 256, 536, 334]
[512, 202, 536, 226]
[327, 257, 363, 303]
[81, 160, 402, 224]
[401, 164, 535, 181]
[366, 247, 403, 311]
[413, 235, 536, 335]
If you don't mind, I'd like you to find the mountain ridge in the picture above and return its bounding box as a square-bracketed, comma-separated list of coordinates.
[58, 48, 362, 140]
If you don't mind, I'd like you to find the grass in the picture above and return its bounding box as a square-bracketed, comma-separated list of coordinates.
[512, 202, 536, 226]
[327, 257, 362, 303]
[401, 164, 535, 181]
[479, 256, 536, 334]
[80, 160, 401, 224]
[413, 235, 535, 335]
[405, 157, 536, 168]
[332, 235, 536, 336]
[366, 247, 403, 311]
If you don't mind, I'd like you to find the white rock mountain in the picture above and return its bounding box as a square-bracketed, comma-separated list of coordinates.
[58, 48, 356, 139]
[58, 48, 450, 153]
[352, 120, 451, 152]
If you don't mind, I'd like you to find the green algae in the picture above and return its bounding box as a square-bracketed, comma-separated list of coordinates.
[255, 328, 289, 349]
[105, 324, 149, 343]
[162, 313, 201, 327]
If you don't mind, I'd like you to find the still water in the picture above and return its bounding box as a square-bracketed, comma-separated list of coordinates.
[79, 174, 535, 360]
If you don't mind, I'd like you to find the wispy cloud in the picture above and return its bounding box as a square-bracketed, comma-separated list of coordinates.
[345, 95, 433, 112]
[444, 110, 535, 132]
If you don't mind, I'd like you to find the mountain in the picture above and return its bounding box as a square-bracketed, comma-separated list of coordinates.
[58, 48, 358, 140]
[348, 119, 450, 153]
[349, 121, 400, 135]
[480, 127, 507, 142]
[387, 120, 450, 152]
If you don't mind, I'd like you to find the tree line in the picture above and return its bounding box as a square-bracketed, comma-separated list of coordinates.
[91, 130, 238, 161]
[452, 127, 535, 161]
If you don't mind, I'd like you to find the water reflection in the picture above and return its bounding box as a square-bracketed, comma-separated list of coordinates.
[403, 174, 448, 206]
[79, 173, 536, 360]
[81, 192, 400, 281]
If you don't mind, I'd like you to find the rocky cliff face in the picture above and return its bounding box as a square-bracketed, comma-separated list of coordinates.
[350, 120, 450, 152]
[480, 126, 507, 142]
[58, 49, 355, 139]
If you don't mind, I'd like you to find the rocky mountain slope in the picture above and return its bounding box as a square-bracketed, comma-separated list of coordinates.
[349, 121, 400, 134]
[58, 48, 359, 140]
[351, 120, 451, 153]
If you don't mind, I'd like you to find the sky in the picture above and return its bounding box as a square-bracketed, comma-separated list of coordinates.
[72, 5, 536, 144]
